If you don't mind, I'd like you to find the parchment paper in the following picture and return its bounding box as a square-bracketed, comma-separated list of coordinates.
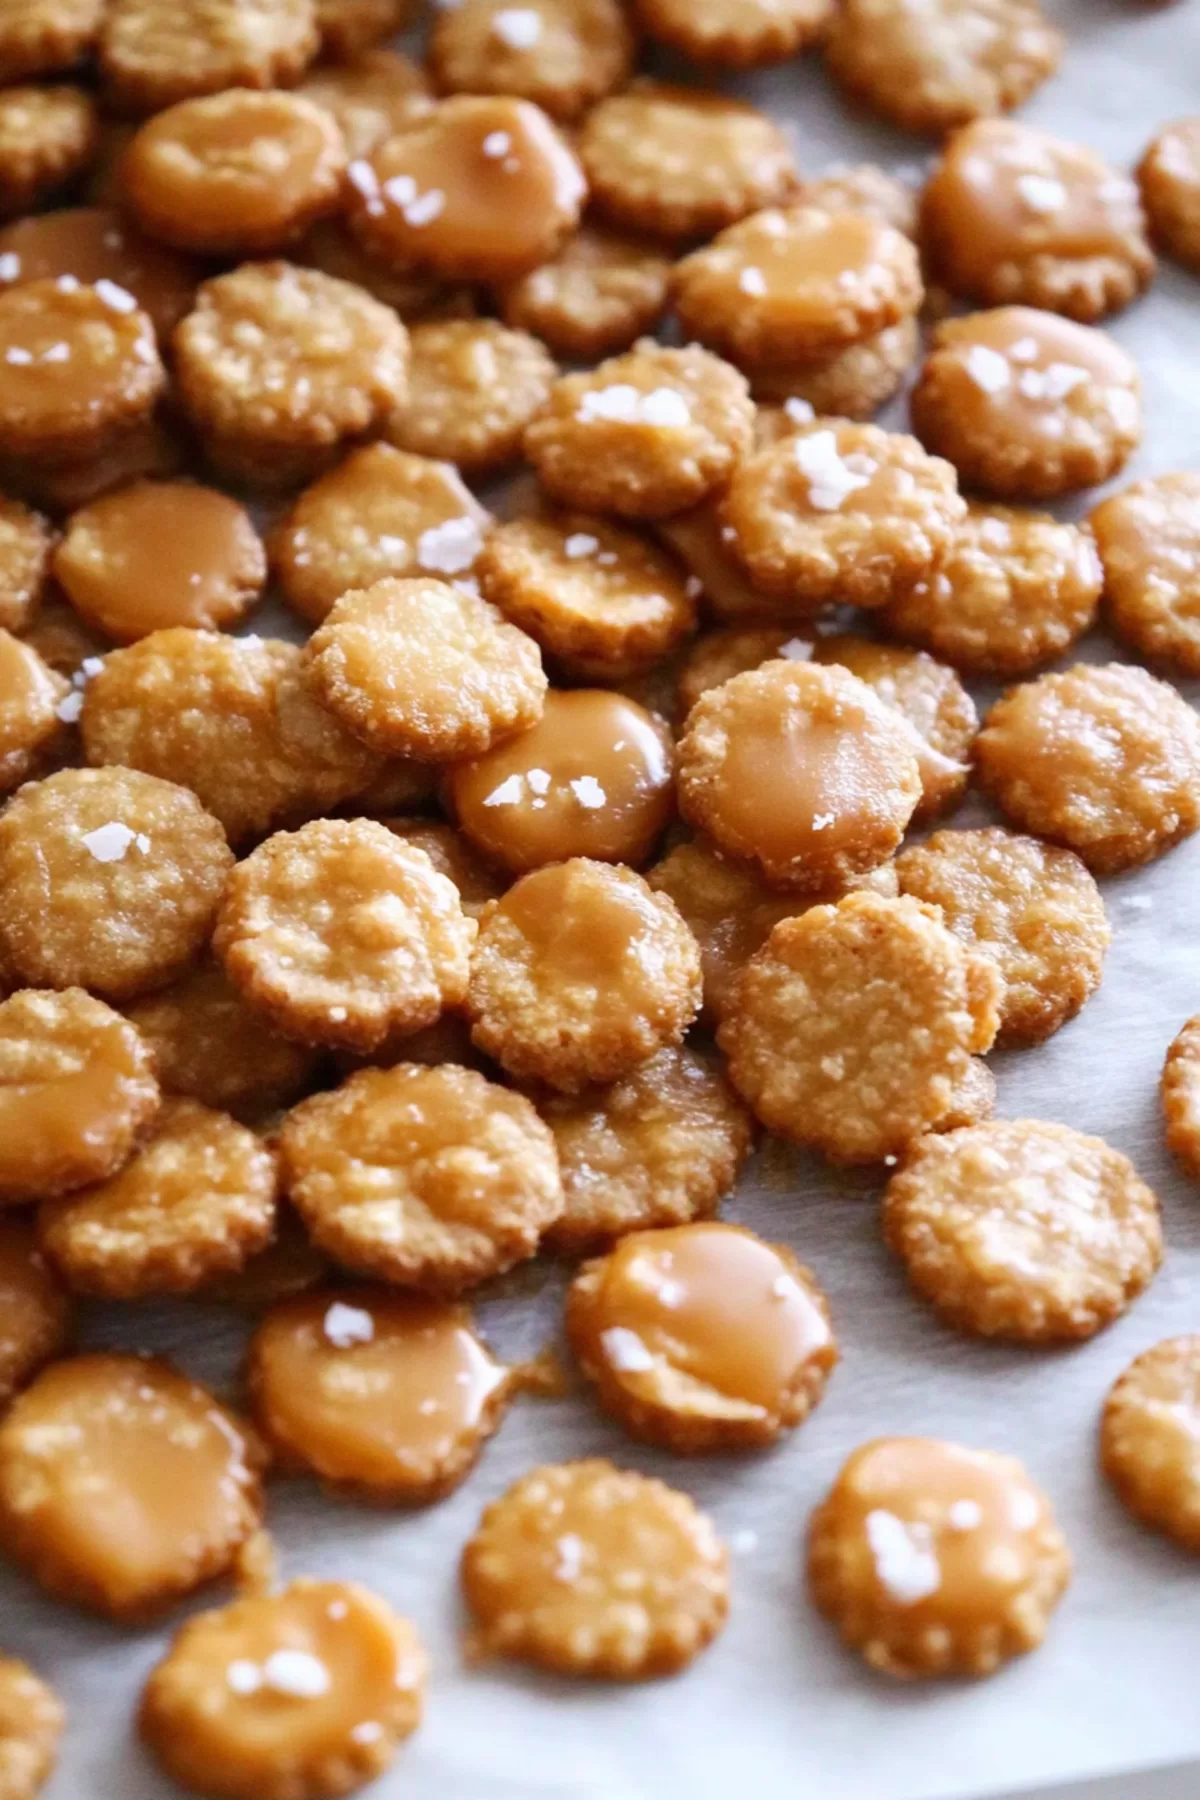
[24, 4, 1200, 1795]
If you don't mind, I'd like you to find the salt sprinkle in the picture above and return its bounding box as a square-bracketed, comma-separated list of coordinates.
[963, 343, 1011, 395]
[685, 574, 703, 598]
[4, 347, 31, 366]
[404, 189, 446, 228]
[492, 7, 543, 47]
[792, 429, 872, 512]
[324, 1301, 375, 1348]
[482, 773, 524, 807]
[416, 516, 484, 575]
[780, 637, 810, 660]
[563, 532, 600, 560]
[569, 775, 606, 809]
[947, 1499, 983, 1531]
[94, 278, 137, 313]
[1006, 335, 1040, 363]
[226, 1660, 262, 1696]
[1015, 174, 1067, 213]
[812, 811, 835, 831]
[0, 253, 18, 280]
[482, 131, 512, 159]
[347, 159, 379, 198]
[350, 1722, 384, 1745]
[738, 266, 767, 297]
[261, 1651, 331, 1699]
[1017, 362, 1088, 401]
[770, 1274, 794, 1300]
[41, 342, 69, 363]
[864, 1510, 940, 1605]
[56, 690, 84, 723]
[80, 821, 139, 863]
[577, 383, 690, 428]
[80, 657, 105, 679]
[784, 396, 815, 424]
[383, 173, 417, 206]
[554, 1532, 585, 1582]
[1009, 1490, 1040, 1531]
[600, 1326, 655, 1372]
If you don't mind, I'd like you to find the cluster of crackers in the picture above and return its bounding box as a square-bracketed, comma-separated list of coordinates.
[0, 0, 1197, 1794]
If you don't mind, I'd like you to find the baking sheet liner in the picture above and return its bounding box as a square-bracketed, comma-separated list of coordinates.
[23, 3, 1200, 1794]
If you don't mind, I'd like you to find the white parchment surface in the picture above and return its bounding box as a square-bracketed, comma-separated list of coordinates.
[23, 3, 1200, 1796]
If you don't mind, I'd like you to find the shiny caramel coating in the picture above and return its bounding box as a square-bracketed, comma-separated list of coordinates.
[497, 225, 672, 361]
[0, 83, 96, 215]
[567, 1222, 836, 1452]
[677, 660, 922, 891]
[910, 307, 1141, 500]
[82, 632, 378, 844]
[478, 512, 696, 680]
[673, 206, 922, 368]
[0, 766, 232, 1000]
[0, 277, 163, 469]
[271, 444, 491, 627]
[1101, 1337, 1200, 1551]
[722, 421, 965, 612]
[429, 0, 634, 123]
[826, 0, 1061, 138]
[127, 959, 321, 1120]
[99, 0, 319, 115]
[388, 319, 556, 475]
[896, 828, 1109, 1047]
[541, 1046, 754, 1254]
[215, 820, 474, 1053]
[306, 575, 546, 761]
[0, 1656, 63, 1800]
[467, 858, 702, 1091]
[54, 480, 265, 642]
[884, 502, 1101, 677]
[1161, 1015, 1200, 1179]
[0, 987, 159, 1202]
[0, 207, 200, 340]
[718, 892, 1002, 1165]
[0, 0, 102, 81]
[121, 90, 347, 258]
[975, 662, 1200, 874]
[647, 836, 898, 1022]
[526, 340, 754, 521]
[1091, 473, 1200, 675]
[0, 628, 67, 792]
[580, 83, 797, 239]
[0, 495, 50, 632]
[883, 1119, 1162, 1341]
[40, 1097, 278, 1299]
[174, 262, 410, 491]
[462, 1458, 729, 1677]
[449, 688, 675, 874]
[0, 1352, 265, 1619]
[1138, 117, 1200, 271]
[922, 119, 1154, 321]
[808, 1436, 1070, 1678]
[0, 1217, 72, 1403]
[280, 1063, 562, 1289]
[299, 48, 433, 160]
[140, 1579, 426, 1800]
[347, 95, 586, 284]
[247, 1287, 512, 1501]
[811, 635, 976, 823]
